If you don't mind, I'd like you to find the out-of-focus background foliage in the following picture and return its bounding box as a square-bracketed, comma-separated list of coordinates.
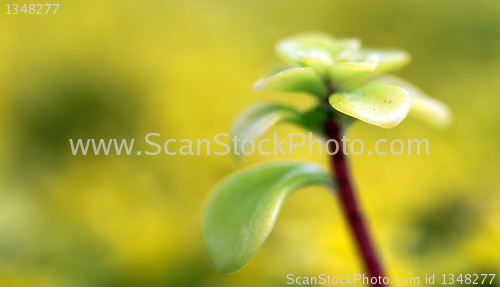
[0, 0, 499, 286]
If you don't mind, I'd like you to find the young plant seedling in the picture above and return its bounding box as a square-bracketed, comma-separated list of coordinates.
[203, 32, 451, 286]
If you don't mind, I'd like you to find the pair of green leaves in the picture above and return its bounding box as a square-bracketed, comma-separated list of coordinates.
[205, 102, 333, 273]
[254, 70, 451, 130]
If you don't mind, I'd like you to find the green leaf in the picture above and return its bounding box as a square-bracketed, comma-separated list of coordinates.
[327, 54, 379, 90]
[263, 63, 297, 76]
[274, 32, 361, 73]
[203, 161, 335, 274]
[254, 68, 327, 98]
[360, 48, 410, 74]
[296, 38, 361, 75]
[297, 53, 335, 75]
[275, 32, 339, 65]
[369, 75, 453, 128]
[329, 38, 361, 61]
[329, 84, 411, 128]
[230, 103, 305, 160]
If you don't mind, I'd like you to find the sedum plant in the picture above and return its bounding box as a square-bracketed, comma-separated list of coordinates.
[203, 32, 451, 285]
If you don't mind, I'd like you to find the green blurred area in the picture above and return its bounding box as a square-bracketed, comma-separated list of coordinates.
[0, 0, 499, 286]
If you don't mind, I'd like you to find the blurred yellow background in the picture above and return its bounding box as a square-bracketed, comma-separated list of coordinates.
[0, 0, 499, 286]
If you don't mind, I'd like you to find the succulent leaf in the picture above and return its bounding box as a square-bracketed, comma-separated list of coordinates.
[327, 54, 379, 90]
[369, 75, 452, 128]
[230, 103, 303, 160]
[203, 161, 335, 274]
[275, 32, 361, 71]
[360, 48, 411, 74]
[329, 84, 411, 128]
[275, 32, 339, 65]
[254, 68, 327, 98]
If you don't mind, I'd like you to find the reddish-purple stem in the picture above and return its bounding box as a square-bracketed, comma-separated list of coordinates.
[324, 114, 386, 286]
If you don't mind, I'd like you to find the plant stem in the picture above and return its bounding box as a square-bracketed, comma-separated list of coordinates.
[324, 118, 386, 286]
